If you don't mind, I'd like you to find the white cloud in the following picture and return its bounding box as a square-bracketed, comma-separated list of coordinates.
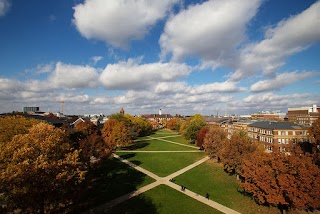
[91, 56, 103, 65]
[231, 1, 320, 80]
[154, 82, 188, 94]
[99, 58, 191, 90]
[0, 0, 10, 17]
[73, 0, 179, 48]
[189, 81, 242, 94]
[160, 0, 261, 62]
[244, 93, 311, 104]
[34, 63, 55, 74]
[250, 71, 316, 92]
[50, 62, 99, 89]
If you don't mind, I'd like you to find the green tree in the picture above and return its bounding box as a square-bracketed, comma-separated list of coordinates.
[0, 123, 86, 213]
[183, 114, 206, 143]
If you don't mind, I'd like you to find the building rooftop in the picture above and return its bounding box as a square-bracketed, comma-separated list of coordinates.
[249, 121, 307, 130]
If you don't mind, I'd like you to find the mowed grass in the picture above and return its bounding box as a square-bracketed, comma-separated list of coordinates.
[116, 152, 206, 177]
[119, 139, 197, 151]
[164, 135, 195, 146]
[74, 158, 155, 212]
[174, 160, 280, 214]
[107, 184, 222, 214]
[149, 130, 179, 138]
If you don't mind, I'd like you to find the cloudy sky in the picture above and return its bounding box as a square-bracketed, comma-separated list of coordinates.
[0, 0, 319, 116]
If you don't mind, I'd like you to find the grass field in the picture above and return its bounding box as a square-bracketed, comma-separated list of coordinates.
[74, 158, 155, 212]
[174, 160, 280, 214]
[116, 152, 206, 177]
[107, 184, 223, 214]
[163, 135, 194, 145]
[119, 139, 197, 151]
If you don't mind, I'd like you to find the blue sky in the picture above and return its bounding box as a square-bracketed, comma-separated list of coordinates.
[0, 0, 319, 115]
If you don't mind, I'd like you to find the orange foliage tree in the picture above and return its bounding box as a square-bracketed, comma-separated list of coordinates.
[238, 148, 320, 213]
[203, 126, 227, 159]
[309, 118, 320, 146]
[166, 117, 181, 131]
[101, 119, 133, 149]
[220, 131, 259, 174]
[0, 123, 87, 213]
[0, 116, 40, 144]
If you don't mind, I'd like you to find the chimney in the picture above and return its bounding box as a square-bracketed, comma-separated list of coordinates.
[313, 104, 317, 113]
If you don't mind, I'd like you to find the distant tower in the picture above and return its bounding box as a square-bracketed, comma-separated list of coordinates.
[120, 107, 125, 115]
[159, 109, 162, 115]
[60, 100, 64, 115]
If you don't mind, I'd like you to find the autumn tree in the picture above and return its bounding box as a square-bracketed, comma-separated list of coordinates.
[131, 117, 153, 136]
[203, 126, 227, 159]
[75, 120, 97, 136]
[0, 116, 40, 144]
[101, 119, 133, 149]
[183, 114, 206, 143]
[196, 126, 209, 149]
[220, 131, 259, 174]
[238, 148, 320, 213]
[309, 118, 320, 146]
[79, 131, 112, 164]
[45, 113, 59, 119]
[0, 123, 86, 213]
[167, 117, 181, 131]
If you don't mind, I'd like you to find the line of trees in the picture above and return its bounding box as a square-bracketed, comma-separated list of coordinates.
[0, 114, 153, 213]
[199, 121, 320, 213]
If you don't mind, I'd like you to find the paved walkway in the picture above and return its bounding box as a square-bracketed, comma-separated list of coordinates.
[134, 134, 180, 142]
[87, 134, 241, 214]
[116, 150, 203, 153]
[147, 136, 199, 149]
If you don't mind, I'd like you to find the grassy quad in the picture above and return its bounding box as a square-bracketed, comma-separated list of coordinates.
[116, 152, 206, 177]
[73, 158, 155, 212]
[107, 185, 223, 214]
[119, 139, 197, 151]
[163, 135, 194, 146]
[173, 160, 280, 214]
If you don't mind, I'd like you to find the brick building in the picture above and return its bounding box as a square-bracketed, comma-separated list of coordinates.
[247, 121, 309, 152]
[287, 104, 320, 126]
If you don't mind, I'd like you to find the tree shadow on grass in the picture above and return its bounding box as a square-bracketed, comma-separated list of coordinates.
[121, 141, 150, 150]
[106, 195, 157, 214]
[118, 153, 136, 160]
[71, 158, 153, 213]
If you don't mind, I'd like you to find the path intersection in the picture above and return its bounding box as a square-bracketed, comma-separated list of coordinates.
[88, 131, 240, 214]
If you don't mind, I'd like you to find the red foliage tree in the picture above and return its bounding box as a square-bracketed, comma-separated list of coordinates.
[203, 126, 227, 159]
[238, 148, 320, 213]
[196, 126, 209, 148]
[220, 131, 259, 174]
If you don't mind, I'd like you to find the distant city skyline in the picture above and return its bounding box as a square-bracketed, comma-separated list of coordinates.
[0, 0, 319, 115]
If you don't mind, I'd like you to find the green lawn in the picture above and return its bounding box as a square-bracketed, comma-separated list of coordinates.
[116, 152, 206, 177]
[119, 139, 197, 151]
[73, 158, 155, 212]
[107, 184, 222, 214]
[149, 130, 180, 138]
[163, 135, 194, 146]
[174, 160, 280, 214]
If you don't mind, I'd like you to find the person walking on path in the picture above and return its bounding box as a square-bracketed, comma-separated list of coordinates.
[206, 193, 209, 200]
